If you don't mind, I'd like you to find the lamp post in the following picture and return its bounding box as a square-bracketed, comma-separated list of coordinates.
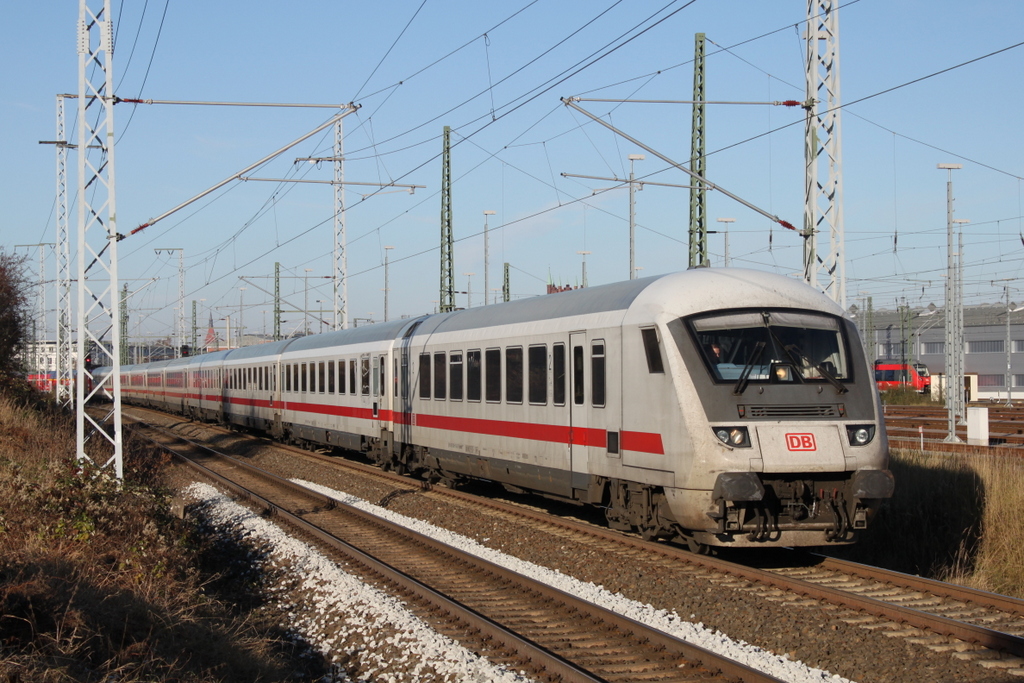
[628, 154, 644, 279]
[953, 218, 969, 425]
[1008, 287, 1014, 407]
[938, 163, 962, 442]
[577, 250, 591, 288]
[315, 300, 325, 333]
[199, 298, 206, 352]
[303, 268, 313, 336]
[483, 210, 496, 304]
[991, 282, 1022, 407]
[464, 272, 475, 309]
[716, 218, 735, 267]
[238, 287, 246, 347]
[384, 245, 394, 321]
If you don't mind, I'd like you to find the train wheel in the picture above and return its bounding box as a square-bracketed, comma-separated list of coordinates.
[683, 535, 710, 555]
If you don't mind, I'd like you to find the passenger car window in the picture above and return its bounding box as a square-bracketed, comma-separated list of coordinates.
[419, 353, 431, 399]
[528, 345, 546, 404]
[506, 347, 523, 404]
[641, 327, 664, 373]
[449, 353, 463, 401]
[485, 348, 501, 402]
[434, 352, 446, 400]
[591, 342, 606, 407]
[467, 350, 482, 401]
[553, 344, 565, 405]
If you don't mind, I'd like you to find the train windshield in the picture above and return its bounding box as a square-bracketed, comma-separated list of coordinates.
[688, 310, 849, 386]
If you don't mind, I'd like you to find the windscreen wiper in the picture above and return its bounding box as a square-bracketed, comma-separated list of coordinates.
[785, 344, 848, 394]
[733, 340, 766, 396]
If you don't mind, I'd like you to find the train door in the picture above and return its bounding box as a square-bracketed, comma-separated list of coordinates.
[397, 320, 424, 451]
[569, 331, 587, 476]
[373, 354, 385, 422]
[376, 351, 393, 459]
[360, 353, 372, 423]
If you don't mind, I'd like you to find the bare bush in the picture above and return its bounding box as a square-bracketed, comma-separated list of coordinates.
[0, 397, 327, 681]
[0, 250, 31, 396]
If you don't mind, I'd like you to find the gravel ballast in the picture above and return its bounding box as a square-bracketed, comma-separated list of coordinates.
[156, 415, 1013, 683]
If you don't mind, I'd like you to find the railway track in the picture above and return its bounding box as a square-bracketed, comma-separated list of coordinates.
[884, 404, 1024, 452]
[123, 406, 1024, 678]
[126, 413, 783, 683]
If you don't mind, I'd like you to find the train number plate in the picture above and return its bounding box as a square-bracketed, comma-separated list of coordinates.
[785, 433, 817, 451]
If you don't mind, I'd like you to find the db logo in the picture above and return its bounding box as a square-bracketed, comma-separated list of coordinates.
[786, 433, 817, 451]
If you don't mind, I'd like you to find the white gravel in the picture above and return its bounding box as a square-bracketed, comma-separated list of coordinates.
[184, 482, 531, 683]
[186, 478, 854, 683]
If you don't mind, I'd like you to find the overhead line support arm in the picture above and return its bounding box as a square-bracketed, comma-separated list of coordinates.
[129, 105, 360, 237]
[561, 98, 796, 232]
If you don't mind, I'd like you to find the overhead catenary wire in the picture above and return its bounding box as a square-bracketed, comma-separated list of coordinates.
[92, 2, 1019, 333]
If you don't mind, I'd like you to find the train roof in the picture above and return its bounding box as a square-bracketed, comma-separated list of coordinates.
[630, 268, 848, 321]
[419, 269, 845, 337]
[281, 318, 419, 353]
[222, 338, 292, 361]
[107, 269, 844, 373]
[416, 276, 655, 336]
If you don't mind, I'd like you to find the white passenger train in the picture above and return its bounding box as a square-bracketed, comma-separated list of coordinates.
[101, 269, 893, 550]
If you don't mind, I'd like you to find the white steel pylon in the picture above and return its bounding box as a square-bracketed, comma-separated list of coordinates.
[334, 117, 347, 330]
[56, 94, 75, 408]
[76, 0, 124, 478]
[154, 248, 184, 355]
[803, 0, 846, 308]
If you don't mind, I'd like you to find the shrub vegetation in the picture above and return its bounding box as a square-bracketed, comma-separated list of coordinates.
[0, 395, 326, 681]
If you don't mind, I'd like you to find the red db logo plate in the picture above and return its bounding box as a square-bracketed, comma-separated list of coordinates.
[786, 433, 817, 451]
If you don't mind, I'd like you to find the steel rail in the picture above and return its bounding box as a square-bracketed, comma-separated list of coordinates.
[435, 486, 1024, 656]
[132, 424, 785, 683]
[125, 407, 1024, 661]
[809, 554, 1024, 616]
[135, 431, 607, 683]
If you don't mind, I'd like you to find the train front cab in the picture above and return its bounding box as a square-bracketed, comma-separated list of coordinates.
[665, 306, 893, 548]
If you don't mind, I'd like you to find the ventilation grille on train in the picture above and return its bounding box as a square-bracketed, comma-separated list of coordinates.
[742, 404, 841, 418]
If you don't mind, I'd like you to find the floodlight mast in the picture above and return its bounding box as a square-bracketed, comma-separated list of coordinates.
[483, 211, 496, 305]
[938, 163, 963, 443]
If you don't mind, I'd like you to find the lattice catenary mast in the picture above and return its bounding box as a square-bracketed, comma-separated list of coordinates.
[55, 94, 75, 407]
[804, 0, 846, 307]
[439, 126, 455, 313]
[688, 33, 708, 268]
[76, 0, 124, 477]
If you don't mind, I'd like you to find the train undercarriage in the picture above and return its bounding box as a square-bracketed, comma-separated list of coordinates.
[205, 410, 889, 552]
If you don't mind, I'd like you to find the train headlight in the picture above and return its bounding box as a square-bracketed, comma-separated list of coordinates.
[845, 425, 875, 446]
[771, 363, 794, 382]
[713, 426, 751, 448]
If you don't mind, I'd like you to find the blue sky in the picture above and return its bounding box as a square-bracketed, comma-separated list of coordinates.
[4, 0, 1023, 343]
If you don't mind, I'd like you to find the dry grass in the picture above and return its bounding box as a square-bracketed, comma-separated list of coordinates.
[949, 451, 1024, 596]
[878, 387, 942, 406]
[0, 392, 327, 682]
[829, 447, 1024, 598]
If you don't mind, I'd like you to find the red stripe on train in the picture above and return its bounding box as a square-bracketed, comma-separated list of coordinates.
[123, 390, 665, 455]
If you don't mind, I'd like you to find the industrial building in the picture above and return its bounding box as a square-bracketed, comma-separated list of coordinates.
[858, 303, 1024, 403]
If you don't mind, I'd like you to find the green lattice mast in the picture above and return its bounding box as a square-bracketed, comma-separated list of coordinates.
[688, 33, 708, 268]
[439, 126, 455, 312]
